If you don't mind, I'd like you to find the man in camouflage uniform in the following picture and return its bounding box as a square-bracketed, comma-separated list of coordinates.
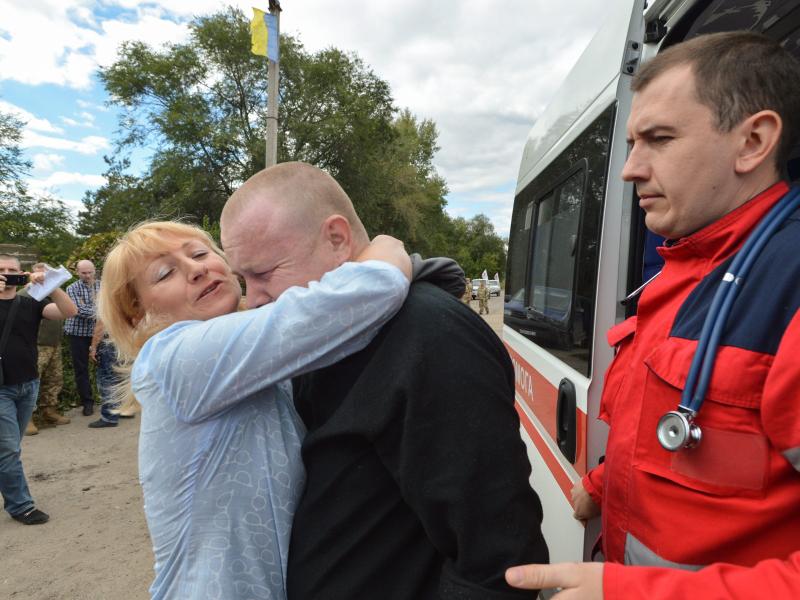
[22, 264, 70, 435]
[477, 280, 490, 315]
[461, 277, 471, 304]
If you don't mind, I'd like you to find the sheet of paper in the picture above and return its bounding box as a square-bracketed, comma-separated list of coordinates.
[28, 265, 72, 301]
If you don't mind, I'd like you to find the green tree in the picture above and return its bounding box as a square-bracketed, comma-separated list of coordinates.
[0, 107, 78, 264]
[0, 195, 78, 265]
[0, 110, 30, 198]
[448, 214, 507, 280]
[78, 7, 448, 257]
[65, 231, 121, 271]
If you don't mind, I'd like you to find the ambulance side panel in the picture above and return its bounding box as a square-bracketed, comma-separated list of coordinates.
[504, 0, 645, 566]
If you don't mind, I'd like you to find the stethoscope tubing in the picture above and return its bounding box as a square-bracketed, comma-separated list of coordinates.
[680, 186, 800, 414]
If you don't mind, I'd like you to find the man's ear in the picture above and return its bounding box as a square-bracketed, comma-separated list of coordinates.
[320, 214, 353, 261]
[734, 110, 782, 175]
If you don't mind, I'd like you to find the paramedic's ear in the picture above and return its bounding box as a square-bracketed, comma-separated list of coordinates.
[733, 110, 782, 176]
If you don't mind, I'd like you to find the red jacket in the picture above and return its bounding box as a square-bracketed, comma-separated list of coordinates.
[582, 182, 800, 598]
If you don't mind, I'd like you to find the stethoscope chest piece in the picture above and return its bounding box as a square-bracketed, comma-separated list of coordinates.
[657, 410, 702, 452]
[654, 186, 800, 453]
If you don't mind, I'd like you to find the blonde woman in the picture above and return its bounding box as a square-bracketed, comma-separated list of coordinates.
[98, 221, 411, 600]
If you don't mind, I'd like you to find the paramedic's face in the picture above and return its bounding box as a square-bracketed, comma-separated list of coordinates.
[622, 65, 742, 239]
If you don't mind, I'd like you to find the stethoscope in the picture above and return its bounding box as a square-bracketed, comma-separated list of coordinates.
[656, 186, 800, 452]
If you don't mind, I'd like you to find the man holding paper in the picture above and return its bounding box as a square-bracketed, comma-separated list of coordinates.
[20, 263, 73, 434]
[0, 254, 76, 525]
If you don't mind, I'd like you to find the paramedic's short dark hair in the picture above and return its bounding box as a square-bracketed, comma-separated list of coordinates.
[632, 31, 800, 168]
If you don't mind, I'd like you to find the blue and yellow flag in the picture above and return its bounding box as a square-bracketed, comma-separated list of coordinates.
[251, 8, 279, 61]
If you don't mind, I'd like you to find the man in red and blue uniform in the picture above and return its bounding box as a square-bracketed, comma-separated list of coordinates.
[507, 31, 800, 598]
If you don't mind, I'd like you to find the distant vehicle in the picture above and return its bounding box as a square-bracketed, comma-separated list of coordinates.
[471, 278, 501, 299]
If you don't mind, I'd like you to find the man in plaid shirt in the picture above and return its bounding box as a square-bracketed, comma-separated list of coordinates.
[64, 260, 100, 416]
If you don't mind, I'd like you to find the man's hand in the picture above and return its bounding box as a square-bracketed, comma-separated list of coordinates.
[28, 271, 46, 285]
[89, 346, 97, 363]
[505, 562, 604, 600]
[571, 480, 600, 522]
[357, 235, 412, 280]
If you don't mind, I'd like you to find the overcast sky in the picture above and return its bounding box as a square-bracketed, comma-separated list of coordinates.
[0, 0, 610, 235]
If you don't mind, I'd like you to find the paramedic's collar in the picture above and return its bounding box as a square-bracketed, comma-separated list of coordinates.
[657, 181, 790, 261]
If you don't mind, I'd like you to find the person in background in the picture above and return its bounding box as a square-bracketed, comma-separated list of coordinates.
[64, 260, 100, 416]
[461, 276, 472, 304]
[0, 254, 77, 525]
[506, 31, 800, 599]
[477, 279, 490, 315]
[98, 220, 411, 600]
[87, 320, 121, 429]
[21, 263, 71, 436]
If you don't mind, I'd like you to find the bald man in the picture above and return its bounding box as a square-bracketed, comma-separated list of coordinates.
[64, 260, 100, 416]
[221, 162, 548, 599]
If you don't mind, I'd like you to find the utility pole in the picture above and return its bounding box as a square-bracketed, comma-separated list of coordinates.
[265, 0, 281, 167]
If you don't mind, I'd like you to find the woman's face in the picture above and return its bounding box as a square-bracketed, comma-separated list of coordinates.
[134, 235, 242, 324]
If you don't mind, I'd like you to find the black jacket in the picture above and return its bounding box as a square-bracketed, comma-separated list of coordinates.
[287, 282, 548, 599]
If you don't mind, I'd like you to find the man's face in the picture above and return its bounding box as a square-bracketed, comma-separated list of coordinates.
[0, 258, 21, 295]
[77, 262, 96, 284]
[622, 65, 744, 239]
[222, 203, 342, 309]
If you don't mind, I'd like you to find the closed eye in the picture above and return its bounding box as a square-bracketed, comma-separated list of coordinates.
[651, 135, 673, 144]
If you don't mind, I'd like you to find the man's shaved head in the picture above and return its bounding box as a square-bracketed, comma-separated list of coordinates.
[222, 161, 368, 244]
[76, 259, 96, 284]
[221, 162, 370, 307]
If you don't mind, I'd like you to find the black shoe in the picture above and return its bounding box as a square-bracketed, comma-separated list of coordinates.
[12, 508, 49, 525]
[89, 419, 118, 428]
[82, 405, 94, 416]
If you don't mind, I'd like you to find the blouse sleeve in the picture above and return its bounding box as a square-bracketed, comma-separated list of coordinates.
[132, 260, 408, 423]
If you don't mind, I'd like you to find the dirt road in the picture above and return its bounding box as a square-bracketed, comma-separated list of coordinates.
[2, 295, 504, 600]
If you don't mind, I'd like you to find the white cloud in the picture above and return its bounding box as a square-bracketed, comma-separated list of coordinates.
[0, 0, 190, 89]
[77, 99, 108, 112]
[0, 100, 63, 134]
[32, 153, 66, 171]
[22, 131, 109, 155]
[60, 112, 94, 128]
[0, 0, 610, 234]
[28, 170, 106, 190]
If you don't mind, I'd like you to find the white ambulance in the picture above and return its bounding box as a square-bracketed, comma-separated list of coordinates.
[503, 0, 800, 577]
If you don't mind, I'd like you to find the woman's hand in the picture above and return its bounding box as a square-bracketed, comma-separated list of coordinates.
[356, 235, 412, 281]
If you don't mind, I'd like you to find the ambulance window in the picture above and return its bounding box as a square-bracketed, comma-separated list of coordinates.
[505, 197, 534, 310]
[530, 182, 580, 317]
[504, 104, 614, 376]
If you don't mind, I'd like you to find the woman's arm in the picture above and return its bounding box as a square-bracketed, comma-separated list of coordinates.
[133, 259, 409, 424]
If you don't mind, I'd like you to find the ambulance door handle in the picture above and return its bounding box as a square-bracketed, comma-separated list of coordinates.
[556, 378, 577, 463]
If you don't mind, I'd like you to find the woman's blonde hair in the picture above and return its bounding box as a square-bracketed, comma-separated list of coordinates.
[97, 220, 227, 412]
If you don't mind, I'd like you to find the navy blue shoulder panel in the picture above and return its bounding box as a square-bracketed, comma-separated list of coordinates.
[671, 210, 800, 355]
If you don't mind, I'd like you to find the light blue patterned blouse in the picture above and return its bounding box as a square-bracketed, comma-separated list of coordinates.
[131, 261, 409, 600]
